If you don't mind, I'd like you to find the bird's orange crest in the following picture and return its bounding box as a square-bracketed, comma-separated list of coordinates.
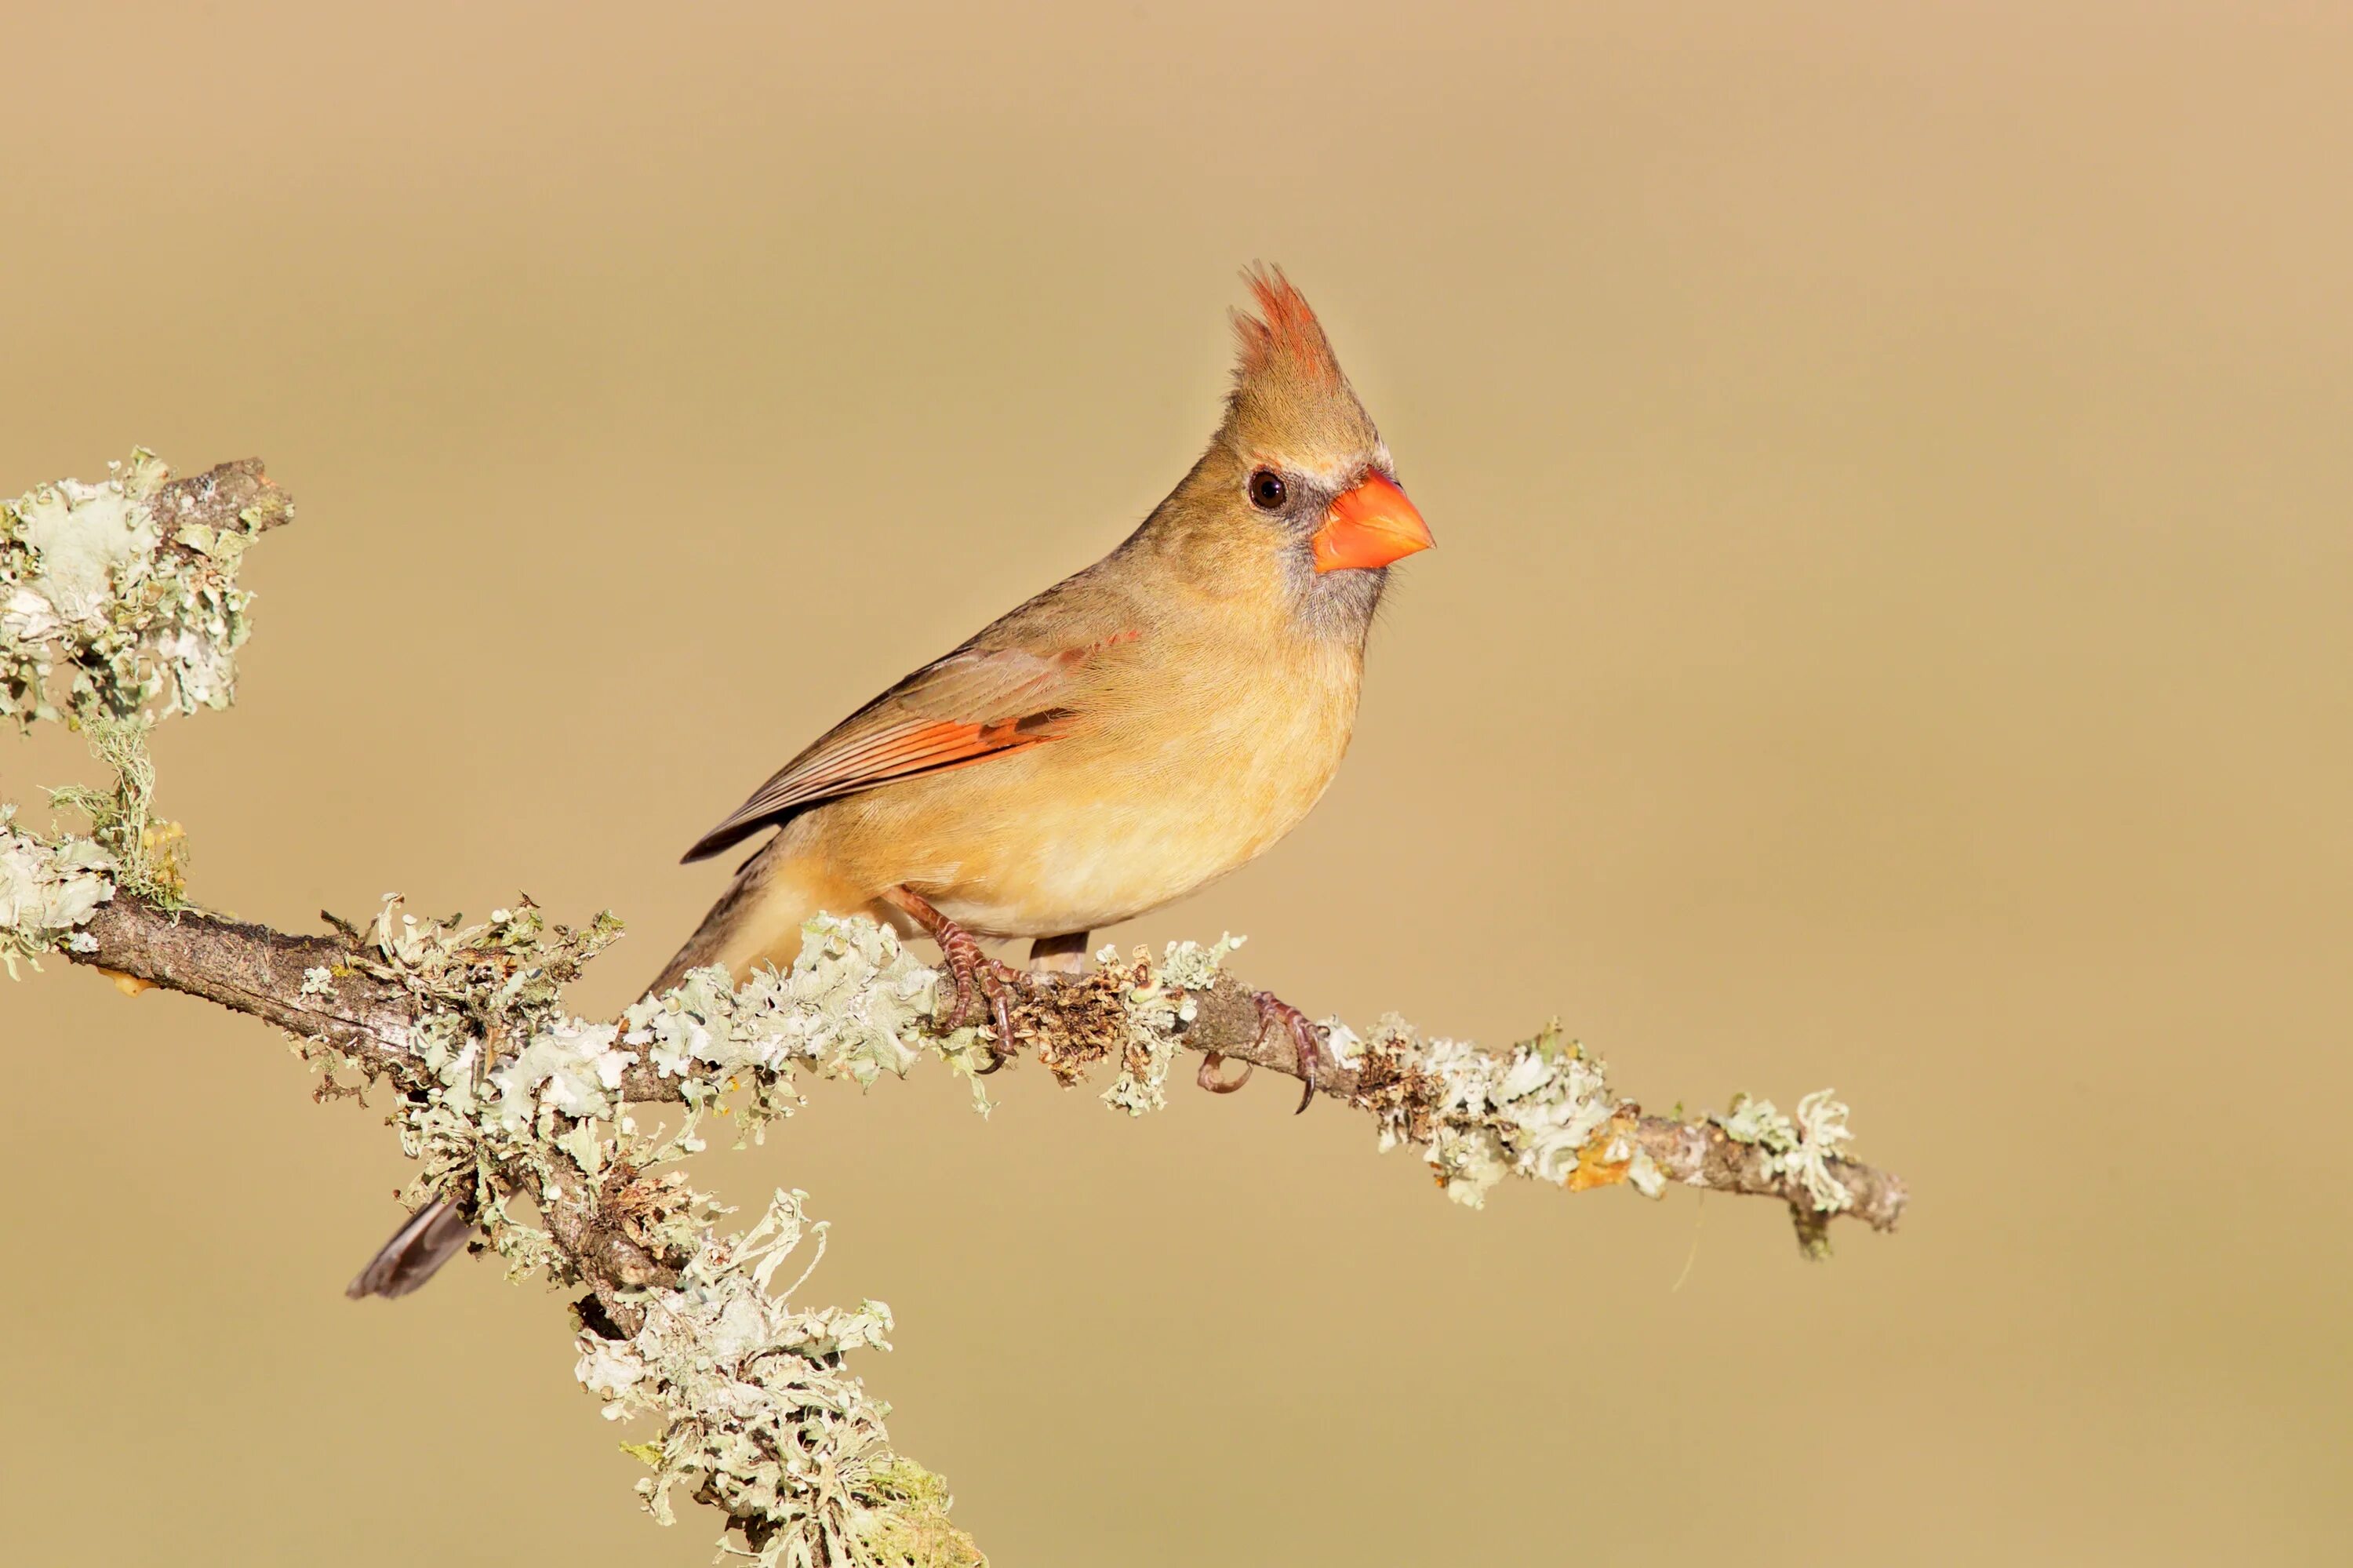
[1232, 264, 1344, 392]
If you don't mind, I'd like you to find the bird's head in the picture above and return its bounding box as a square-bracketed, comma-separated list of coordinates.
[1155, 267, 1432, 632]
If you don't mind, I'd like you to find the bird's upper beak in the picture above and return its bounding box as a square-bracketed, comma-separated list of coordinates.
[1310, 471, 1434, 573]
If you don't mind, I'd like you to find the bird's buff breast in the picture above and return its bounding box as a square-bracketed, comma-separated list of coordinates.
[825, 651, 1362, 938]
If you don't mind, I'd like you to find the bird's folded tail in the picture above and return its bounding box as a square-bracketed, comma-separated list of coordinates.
[345, 1196, 474, 1300]
[646, 832, 852, 999]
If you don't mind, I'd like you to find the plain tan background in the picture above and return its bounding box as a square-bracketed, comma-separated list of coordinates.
[5, 3, 2348, 1563]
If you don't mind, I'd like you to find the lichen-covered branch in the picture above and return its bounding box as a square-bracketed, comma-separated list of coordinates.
[2, 454, 1906, 1568]
[50, 889, 1907, 1240]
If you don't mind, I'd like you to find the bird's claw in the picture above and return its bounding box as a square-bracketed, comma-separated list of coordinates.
[940, 933, 1020, 1070]
[1196, 1052, 1254, 1093]
[1252, 990, 1325, 1115]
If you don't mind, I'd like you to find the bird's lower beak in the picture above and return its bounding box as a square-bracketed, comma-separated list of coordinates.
[1311, 472, 1433, 573]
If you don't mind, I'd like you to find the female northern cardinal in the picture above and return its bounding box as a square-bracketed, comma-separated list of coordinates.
[349, 267, 1428, 1297]
[652, 265, 1430, 1086]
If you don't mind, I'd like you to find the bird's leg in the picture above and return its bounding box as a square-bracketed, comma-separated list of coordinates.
[881, 886, 1023, 1068]
[1029, 930, 1090, 980]
[1254, 991, 1326, 1115]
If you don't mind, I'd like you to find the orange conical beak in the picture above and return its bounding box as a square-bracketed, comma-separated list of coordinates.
[1310, 471, 1433, 574]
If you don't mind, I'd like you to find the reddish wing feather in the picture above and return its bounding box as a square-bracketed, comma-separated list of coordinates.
[679, 639, 1122, 863]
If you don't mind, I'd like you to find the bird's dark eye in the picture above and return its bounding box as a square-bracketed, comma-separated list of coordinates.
[1247, 469, 1287, 510]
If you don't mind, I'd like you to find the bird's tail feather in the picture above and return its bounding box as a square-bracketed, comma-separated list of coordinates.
[346, 1197, 474, 1299]
[645, 835, 847, 999]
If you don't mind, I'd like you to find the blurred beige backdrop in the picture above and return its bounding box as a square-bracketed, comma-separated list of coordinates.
[5, 2, 2348, 1563]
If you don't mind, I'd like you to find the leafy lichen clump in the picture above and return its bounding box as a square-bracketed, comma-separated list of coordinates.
[577, 1188, 977, 1568]
[622, 915, 962, 1126]
[307, 900, 985, 1563]
[1713, 1089, 1857, 1213]
[0, 804, 114, 975]
[2, 449, 265, 726]
[1342, 1014, 1622, 1206]
[45, 711, 188, 905]
[0, 450, 266, 945]
[1096, 933, 1242, 1115]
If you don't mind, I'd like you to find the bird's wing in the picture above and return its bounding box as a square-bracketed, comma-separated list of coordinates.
[680, 635, 1132, 863]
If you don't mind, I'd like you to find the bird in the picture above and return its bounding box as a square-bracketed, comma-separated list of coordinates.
[347, 266, 1431, 1299]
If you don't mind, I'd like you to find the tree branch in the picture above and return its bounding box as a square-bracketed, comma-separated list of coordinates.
[5, 453, 1905, 1568]
[62, 893, 1907, 1239]
[76, 897, 416, 1064]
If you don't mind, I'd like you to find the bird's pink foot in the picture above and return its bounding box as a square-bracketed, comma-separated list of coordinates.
[883, 886, 1024, 1069]
[1253, 990, 1326, 1115]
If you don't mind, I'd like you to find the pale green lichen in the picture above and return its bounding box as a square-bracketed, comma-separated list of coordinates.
[621, 916, 956, 1126]
[309, 900, 982, 1563]
[576, 1188, 976, 1568]
[1351, 1014, 1620, 1206]
[2, 449, 261, 726]
[495, 1017, 635, 1129]
[1713, 1088, 1855, 1213]
[0, 803, 115, 975]
[330, 900, 965, 1264]
[331, 897, 634, 1280]
[46, 710, 187, 905]
[1091, 948, 1644, 1214]
[855, 1457, 981, 1568]
[1096, 933, 1242, 1115]
[1, 449, 257, 933]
